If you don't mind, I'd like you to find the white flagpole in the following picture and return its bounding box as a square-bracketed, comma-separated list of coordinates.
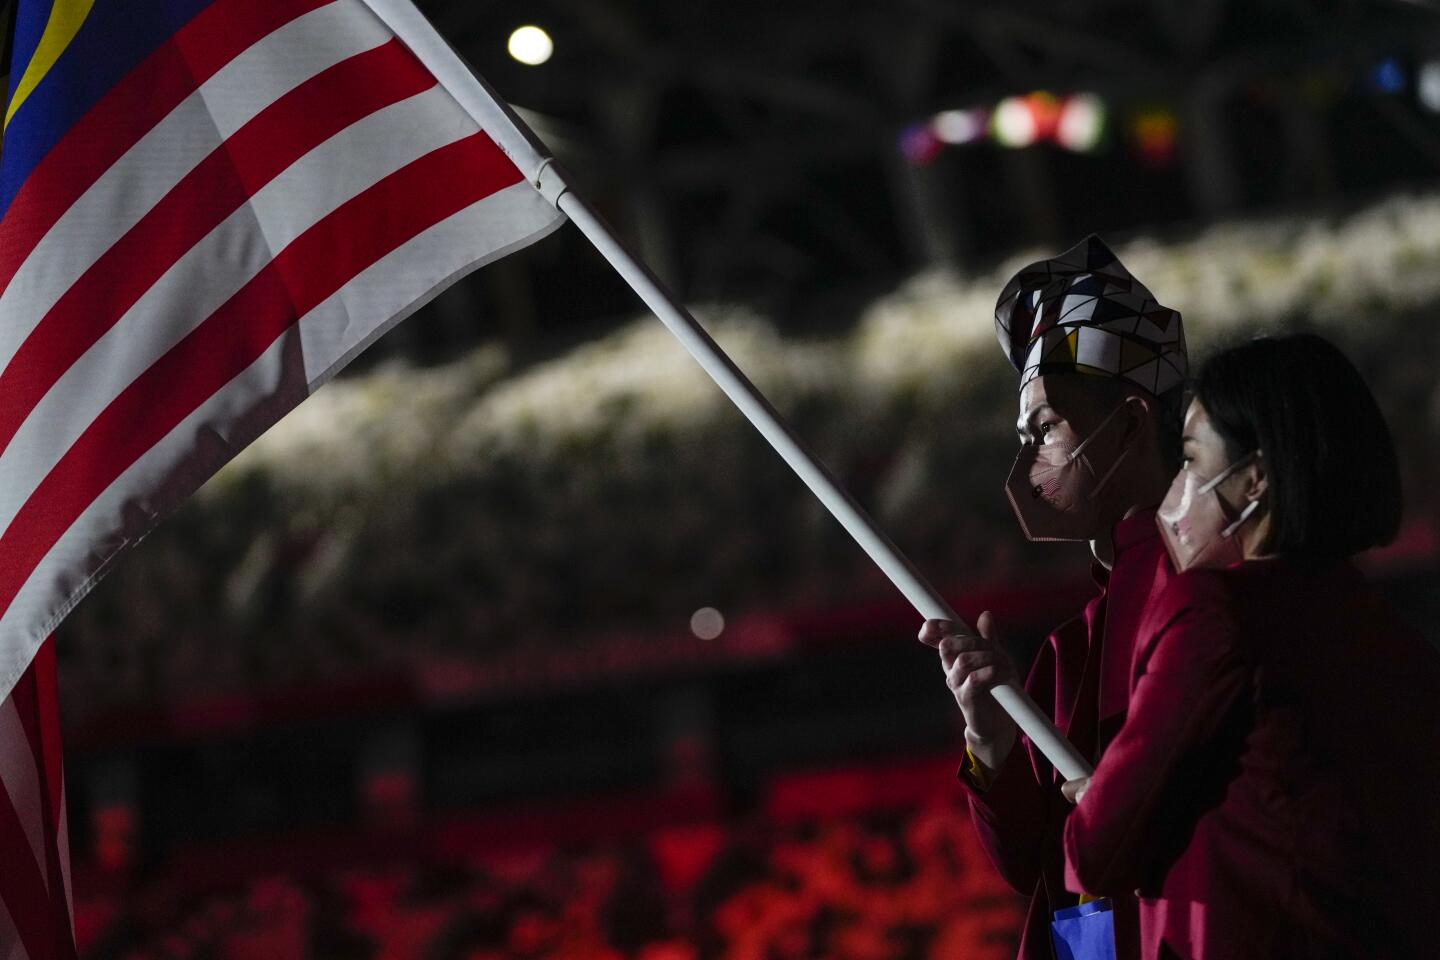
[547, 173, 1093, 782]
[363, 0, 1094, 782]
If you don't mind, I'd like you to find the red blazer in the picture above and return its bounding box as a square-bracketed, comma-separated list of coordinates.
[1064, 557, 1440, 959]
[963, 509, 1173, 960]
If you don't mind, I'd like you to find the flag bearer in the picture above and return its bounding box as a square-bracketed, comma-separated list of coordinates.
[920, 235, 1186, 960]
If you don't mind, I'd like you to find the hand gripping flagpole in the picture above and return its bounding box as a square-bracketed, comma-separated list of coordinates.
[362, 0, 1094, 782]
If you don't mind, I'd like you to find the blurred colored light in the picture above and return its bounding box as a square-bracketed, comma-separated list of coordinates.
[690, 607, 725, 640]
[899, 123, 944, 165]
[931, 108, 986, 145]
[96, 805, 134, 871]
[508, 25, 554, 66]
[1370, 58, 1406, 94]
[1026, 91, 1063, 141]
[992, 96, 1037, 147]
[1131, 108, 1178, 167]
[1056, 94, 1107, 153]
[1419, 62, 1440, 112]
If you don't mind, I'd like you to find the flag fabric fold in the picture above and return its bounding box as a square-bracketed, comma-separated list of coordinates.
[0, 0, 564, 698]
[0, 0, 564, 951]
[0, 637, 72, 960]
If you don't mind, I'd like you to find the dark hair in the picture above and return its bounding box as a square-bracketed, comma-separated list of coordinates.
[1192, 333, 1401, 563]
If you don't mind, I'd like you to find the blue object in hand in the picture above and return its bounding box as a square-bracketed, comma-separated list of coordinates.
[1051, 898, 1116, 960]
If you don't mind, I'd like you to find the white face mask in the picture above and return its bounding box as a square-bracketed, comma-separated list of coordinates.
[1155, 452, 1261, 571]
[1004, 403, 1132, 542]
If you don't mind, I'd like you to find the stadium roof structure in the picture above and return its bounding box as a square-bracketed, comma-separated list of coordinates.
[379, 0, 1440, 350]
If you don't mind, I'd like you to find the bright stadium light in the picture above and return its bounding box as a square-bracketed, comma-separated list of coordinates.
[507, 25, 554, 66]
[992, 96, 1038, 148]
[1419, 61, 1440, 112]
[931, 108, 986, 145]
[690, 607, 725, 640]
[1056, 94, 1107, 153]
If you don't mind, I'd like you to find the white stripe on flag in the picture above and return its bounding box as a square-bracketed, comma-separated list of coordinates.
[0, 84, 476, 536]
[0, 699, 44, 886]
[0, 0, 390, 370]
[360, 0, 548, 179]
[0, 330, 304, 688]
[0, 184, 561, 687]
[296, 179, 560, 383]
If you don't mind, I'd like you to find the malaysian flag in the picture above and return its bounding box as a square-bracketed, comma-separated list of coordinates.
[0, 0, 564, 951]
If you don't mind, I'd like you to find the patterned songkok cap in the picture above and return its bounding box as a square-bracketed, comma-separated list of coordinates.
[994, 235, 1186, 396]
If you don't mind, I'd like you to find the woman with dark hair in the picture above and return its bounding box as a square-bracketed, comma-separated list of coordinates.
[1059, 333, 1440, 959]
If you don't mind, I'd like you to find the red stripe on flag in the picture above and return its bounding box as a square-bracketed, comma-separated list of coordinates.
[0, 639, 76, 958]
[0, 0, 336, 298]
[0, 131, 523, 622]
[7, 641, 65, 833]
[0, 766, 60, 960]
[14, 640, 74, 957]
[24, 641, 64, 874]
[0, 37, 437, 456]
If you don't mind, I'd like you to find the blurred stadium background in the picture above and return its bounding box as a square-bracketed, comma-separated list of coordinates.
[63, 1, 1440, 958]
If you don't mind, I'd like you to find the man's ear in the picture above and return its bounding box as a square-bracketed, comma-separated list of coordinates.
[1119, 394, 1152, 448]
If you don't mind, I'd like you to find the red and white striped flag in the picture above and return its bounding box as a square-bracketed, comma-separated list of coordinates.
[0, 0, 564, 952]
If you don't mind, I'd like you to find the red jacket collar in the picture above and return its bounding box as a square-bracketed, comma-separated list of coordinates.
[1090, 506, 1162, 586]
[1114, 506, 1161, 553]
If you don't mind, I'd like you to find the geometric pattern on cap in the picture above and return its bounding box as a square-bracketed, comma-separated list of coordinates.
[994, 234, 1187, 396]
